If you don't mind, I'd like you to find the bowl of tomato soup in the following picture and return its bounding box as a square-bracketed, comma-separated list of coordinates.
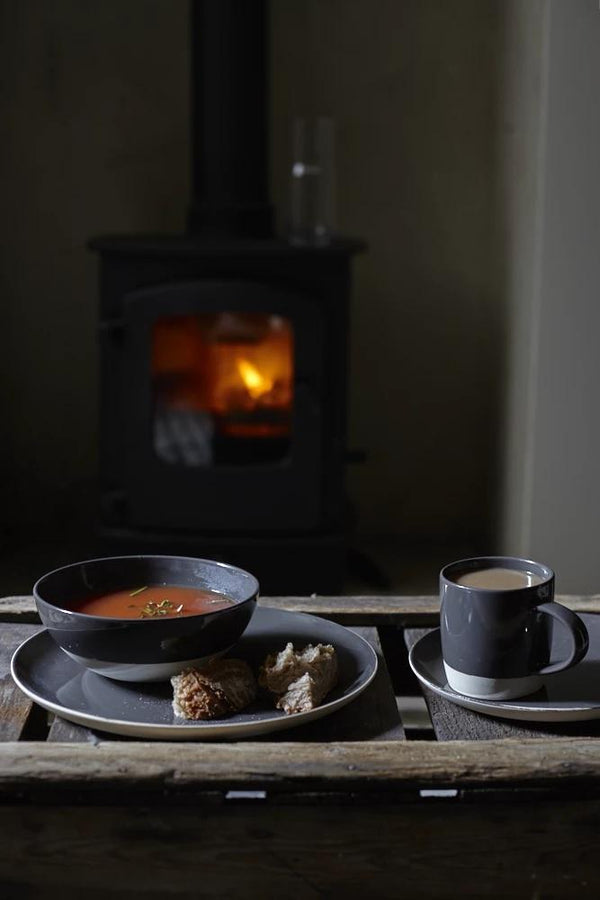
[33, 555, 259, 682]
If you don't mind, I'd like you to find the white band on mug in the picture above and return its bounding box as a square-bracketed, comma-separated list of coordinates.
[443, 661, 544, 700]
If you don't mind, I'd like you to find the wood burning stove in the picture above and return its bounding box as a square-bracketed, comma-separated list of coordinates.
[90, 1, 364, 592]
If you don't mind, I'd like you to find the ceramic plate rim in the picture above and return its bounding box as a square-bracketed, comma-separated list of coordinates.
[408, 625, 600, 722]
[11, 607, 378, 740]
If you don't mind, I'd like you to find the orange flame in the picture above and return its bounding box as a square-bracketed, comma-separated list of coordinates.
[236, 358, 274, 400]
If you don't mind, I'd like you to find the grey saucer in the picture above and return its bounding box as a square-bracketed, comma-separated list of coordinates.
[409, 613, 600, 722]
[11, 606, 378, 740]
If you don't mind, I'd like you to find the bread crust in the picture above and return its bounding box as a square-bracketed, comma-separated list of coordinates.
[171, 658, 256, 720]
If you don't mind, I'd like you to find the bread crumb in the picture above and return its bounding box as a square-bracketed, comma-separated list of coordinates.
[259, 643, 338, 714]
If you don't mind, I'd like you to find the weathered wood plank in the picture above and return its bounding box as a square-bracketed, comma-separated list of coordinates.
[0, 594, 441, 624]
[377, 623, 423, 695]
[347, 626, 405, 741]
[47, 716, 101, 744]
[3, 593, 600, 624]
[0, 797, 598, 898]
[422, 685, 600, 741]
[424, 685, 600, 741]
[0, 739, 599, 796]
[0, 624, 40, 741]
[404, 628, 600, 741]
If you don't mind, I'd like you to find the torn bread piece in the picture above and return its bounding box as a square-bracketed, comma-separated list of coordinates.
[259, 643, 338, 714]
[276, 672, 328, 714]
[171, 658, 256, 720]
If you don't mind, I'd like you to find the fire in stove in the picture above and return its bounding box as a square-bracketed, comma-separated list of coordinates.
[152, 312, 294, 466]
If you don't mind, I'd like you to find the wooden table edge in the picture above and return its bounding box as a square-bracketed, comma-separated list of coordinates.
[2, 593, 600, 624]
[0, 738, 599, 793]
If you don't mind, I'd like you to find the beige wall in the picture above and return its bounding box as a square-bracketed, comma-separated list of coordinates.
[0, 0, 189, 530]
[2, 0, 510, 547]
[497, 0, 548, 551]
[499, 0, 600, 593]
[271, 0, 505, 541]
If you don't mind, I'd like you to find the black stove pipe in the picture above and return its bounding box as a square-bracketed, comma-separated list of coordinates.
[187, 0, 273, 238]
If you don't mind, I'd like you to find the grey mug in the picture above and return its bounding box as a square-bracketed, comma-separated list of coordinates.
[440, 556, 589, 699]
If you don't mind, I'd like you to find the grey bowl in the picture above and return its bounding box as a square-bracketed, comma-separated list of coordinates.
[33, 555, 259, 682]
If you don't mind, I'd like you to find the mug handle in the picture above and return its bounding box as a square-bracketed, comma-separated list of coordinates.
[535, 602, 589, 675]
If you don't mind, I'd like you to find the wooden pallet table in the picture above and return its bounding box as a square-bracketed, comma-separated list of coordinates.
[0, 594, 599, 898]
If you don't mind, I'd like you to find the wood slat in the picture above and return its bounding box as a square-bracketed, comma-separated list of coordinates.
[4, 593, 600, 624]
[377, 623, 423, 696]
[0, 739, 599, 796]
[47, 716, 101, 744]
[1, 797, 599, 898]
[349, 626, 405, 740]
[404, 628, 600, 741]
[423, 686, 600, 741]
[0, 624, 40, 741]
[0, 622, 111, 744]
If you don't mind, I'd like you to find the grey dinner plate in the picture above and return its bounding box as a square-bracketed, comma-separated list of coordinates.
[409, 613, 600, 722]
[11, 606, 378, 740]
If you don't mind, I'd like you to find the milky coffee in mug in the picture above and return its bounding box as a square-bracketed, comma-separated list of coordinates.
[454, 566, 543, 590]
[440, 557, 589, 700]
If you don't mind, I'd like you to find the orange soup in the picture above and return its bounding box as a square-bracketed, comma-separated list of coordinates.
[72, 585, 236, 619]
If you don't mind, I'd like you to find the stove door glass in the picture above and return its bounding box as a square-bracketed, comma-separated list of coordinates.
[152, 312, 294, 466]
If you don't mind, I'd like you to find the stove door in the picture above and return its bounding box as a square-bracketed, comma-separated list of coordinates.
[119, 281, 324, 532]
